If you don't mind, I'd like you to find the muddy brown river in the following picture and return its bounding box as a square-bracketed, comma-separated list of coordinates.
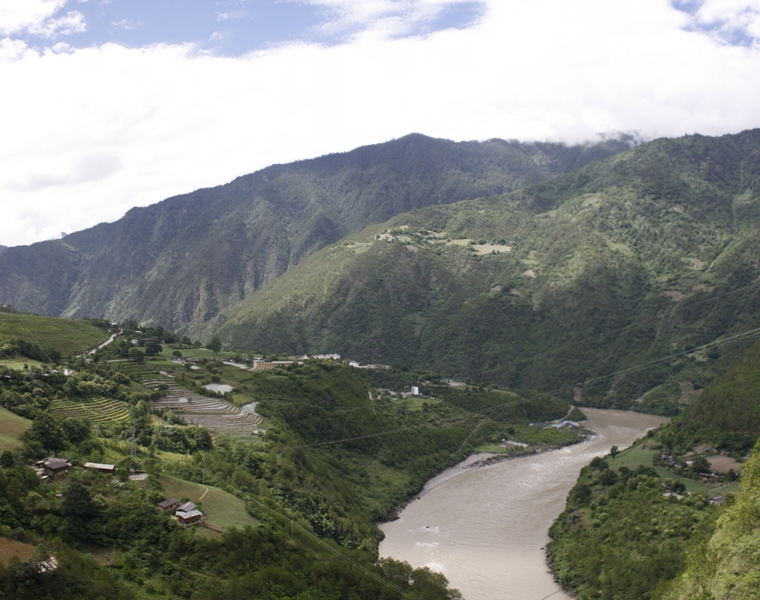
[378, 408, 668, 600]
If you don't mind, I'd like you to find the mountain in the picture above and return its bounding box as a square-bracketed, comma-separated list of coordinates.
[0, 134, 633, 332]
[211, 129, 760, 411]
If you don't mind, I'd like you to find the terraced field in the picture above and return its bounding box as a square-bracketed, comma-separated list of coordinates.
[131, 367, 265, 437]
[49, 397, 130, 424]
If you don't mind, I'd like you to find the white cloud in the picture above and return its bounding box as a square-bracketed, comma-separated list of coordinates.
[1, 0, 760, 247]
[692, 0, 760, 40]
[304, 0, 484, 37]
[0, 0, 84, 39]
[110, 19, 140, 32]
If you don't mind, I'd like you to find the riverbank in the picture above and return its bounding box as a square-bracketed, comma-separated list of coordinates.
[415, 433, 596, 500]
[379, 409, 668, 600]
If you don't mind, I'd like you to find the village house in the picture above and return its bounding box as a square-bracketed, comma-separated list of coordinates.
[176, 509, 204, 526]
[176, 501, 196, 514]
[156, 497, 180, 512]
[34, 457, 72, 480]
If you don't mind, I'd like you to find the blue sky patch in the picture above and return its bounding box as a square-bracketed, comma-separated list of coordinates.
[14, 0, 487, 55]
[671, 0, 760, 47]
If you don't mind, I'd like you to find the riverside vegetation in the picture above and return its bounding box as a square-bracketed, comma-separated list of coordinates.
[0, 314, 581, 599]
[548, 336, 760, 599]
[2, 128, 760, 598]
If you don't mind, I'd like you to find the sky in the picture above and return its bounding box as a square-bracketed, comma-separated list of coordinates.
[1, 1, 760, 248]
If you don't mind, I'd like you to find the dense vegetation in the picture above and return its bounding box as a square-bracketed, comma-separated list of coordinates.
[213, 130, 760, 412]
[0, 316, 582, 598]
[0, 134, 632, 334]
[662, 440, 760, 599]
[549, 456, 717, 599]
[550, 337, 760, 599]
[660, 338, 760, 455]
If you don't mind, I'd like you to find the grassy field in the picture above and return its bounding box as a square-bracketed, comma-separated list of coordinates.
[0, 406, 31, 452]
[0, 536, 36, 564]
[158, 346, 244, 362]
[613, 440, 736, 497]
[0, 359, 45, 370]
[160, 475, 258, 531]
[0, 312, 108, 357]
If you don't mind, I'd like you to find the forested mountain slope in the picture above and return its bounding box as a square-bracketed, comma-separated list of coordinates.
[212, 129, 760, 411]
[549, 338, 760, 599]
[0, 134, 631, 332]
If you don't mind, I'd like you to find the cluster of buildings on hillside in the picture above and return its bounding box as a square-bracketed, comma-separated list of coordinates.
[156, 497, 204, 526]
[33, 457, 206, 527]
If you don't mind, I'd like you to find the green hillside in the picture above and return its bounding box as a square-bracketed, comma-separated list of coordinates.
[550, 326, 760, 599]
[0, 134, 632, 334]
[0, 326, 577, 599]
[0, 405, 30, 452]
[0, 312, 108, 360]
[663, 440, 760, 599]
[660, 337, 760, 454]
[212, 129, 760, 413]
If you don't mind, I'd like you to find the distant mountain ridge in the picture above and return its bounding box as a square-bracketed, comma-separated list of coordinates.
[210, 129, 760, 410]
[0, 133, 634, 331]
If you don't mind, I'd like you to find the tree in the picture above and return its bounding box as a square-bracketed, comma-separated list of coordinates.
[144, 339, 162, 356]
[128, 348, 144, 363]
[206, 337, 222, 354]
[61, 481, 98, 538]
[27, 413, 64, 452]
[610, 445, 619, 459]
[691, 455, 711, 474]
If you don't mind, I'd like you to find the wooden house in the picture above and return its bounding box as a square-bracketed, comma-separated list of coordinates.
[34, 457, 72, 480]
[156, 497, 180, 512]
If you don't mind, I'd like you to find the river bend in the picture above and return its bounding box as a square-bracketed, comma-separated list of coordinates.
[378, 408, 668, 600]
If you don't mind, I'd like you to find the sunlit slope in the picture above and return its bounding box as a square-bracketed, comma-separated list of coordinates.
[0, 312, 108, 359]
[213, 130, 760, 411]
[0, 134, 631, 333]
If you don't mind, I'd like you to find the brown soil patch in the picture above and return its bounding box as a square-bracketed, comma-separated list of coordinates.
[0, 537, 35, 564]
[708, 455, 741, 474]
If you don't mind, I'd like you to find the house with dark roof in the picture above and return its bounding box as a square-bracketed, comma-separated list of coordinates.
[34, 457, 72, 480]
[156, 497, 180, 512]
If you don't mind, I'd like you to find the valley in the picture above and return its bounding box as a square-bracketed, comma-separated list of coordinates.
[1, 129, 760, 599]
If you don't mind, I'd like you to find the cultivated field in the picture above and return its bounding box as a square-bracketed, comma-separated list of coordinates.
[0, 406, 31, 452]
[131, 366, 265, 437]
[49, 397, 130, 425]
[0, 313, 108, 356]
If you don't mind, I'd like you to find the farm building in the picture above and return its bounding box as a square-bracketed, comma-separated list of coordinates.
[156, 497, 180, 512]
[84, 462, 116, 474]
[176, 501, 196, 514]
[250, 360, 294, 371]
[176, 509, 204, 526]
[34, 457, 72, 480]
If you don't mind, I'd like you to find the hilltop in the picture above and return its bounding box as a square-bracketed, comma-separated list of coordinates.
[211, 129, 760, 412]
[0, 134, 632, 333]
